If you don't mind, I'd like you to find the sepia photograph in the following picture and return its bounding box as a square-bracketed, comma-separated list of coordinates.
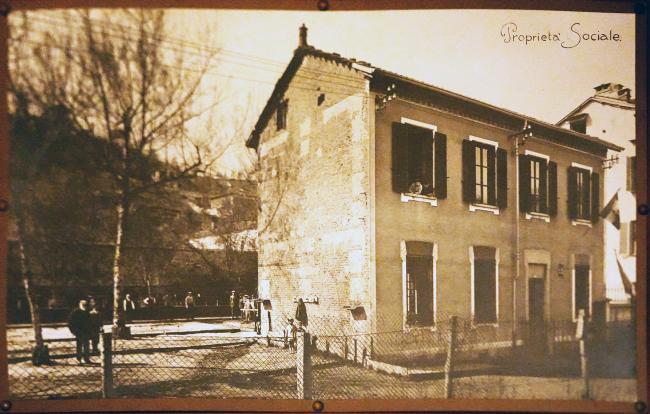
[1, 3, 644, 409]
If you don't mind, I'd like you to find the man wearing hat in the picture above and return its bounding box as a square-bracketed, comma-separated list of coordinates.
[67, 299, 92, 364]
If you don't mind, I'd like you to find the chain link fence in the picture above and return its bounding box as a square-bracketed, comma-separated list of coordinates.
[7, 316, 636, 401]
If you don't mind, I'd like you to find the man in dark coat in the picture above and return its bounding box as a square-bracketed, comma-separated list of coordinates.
[88, 297, 103, 356]
[295, 298, 308, 327]
[67, 299, 92, 364]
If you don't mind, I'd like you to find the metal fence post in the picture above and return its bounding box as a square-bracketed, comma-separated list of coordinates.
[296, 331, 312, 399]
[444, 316, 458, 399]
[101, 332, 113, 398]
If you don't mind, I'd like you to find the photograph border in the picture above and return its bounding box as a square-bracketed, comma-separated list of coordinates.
[0, 0, 646, 412]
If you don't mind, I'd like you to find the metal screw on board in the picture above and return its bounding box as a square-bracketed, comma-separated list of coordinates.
[635, 401, 648, 414]
[638, 204, 649, 216]
[312, 400, 324, 412]
[1, 401, 11, 412]
[317, 0, 329, 11]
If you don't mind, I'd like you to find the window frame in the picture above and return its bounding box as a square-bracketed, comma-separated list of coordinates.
[276, 99, 288, 131]
[470, 246, 499, 326]
[467, 136, 500, 214]
[570, 162, 593, 225]
[398, 118, 438, 205]
[400, 241, 438, 331]
[571, 260, 592, 322]
[523, 150, 551, 222]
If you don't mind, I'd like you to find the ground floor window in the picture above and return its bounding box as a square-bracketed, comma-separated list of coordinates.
[472, 246, 497, 324]
[402, 241, 435, 327]
[574, 263, 591, 318]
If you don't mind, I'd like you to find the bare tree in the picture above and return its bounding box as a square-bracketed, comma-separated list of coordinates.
[10, 9, 221, 336]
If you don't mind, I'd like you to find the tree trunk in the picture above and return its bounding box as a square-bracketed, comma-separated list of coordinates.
[17, 234, 44, 348]
[111, 198, 128, 329]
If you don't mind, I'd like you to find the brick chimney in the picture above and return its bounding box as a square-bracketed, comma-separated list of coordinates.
[299, 24, 308, 48]
[594, 82, 632, 101]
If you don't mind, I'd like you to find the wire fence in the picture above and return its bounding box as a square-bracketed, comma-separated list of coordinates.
[7, 316, 636, 401]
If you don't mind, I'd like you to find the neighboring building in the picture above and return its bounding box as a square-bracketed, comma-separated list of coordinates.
[247, 26, 622, 340]
[557, 83, 636, 308]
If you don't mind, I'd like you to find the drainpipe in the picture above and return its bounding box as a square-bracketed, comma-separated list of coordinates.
[511, 120, 529, 348]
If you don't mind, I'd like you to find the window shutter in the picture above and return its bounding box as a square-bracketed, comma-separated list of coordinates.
[462, 139, 475, 203]
[422, 131, 434, 191]
[392, 123, 409, 193]
[487, 146, 497, 206]
[434, 132, 447, 199]
[496, 148, 507, 208]
[518, 155, 530, 213]
[567, 167, 578, 220]
[548, 161, 558, 217]
[582, 172, 591, 220]
[539, 160, 548, 214]
[591, 172, 600, 223]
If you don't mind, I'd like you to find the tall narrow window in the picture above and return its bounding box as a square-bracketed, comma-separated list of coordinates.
[403, 241, 435, 327]
[472, 246, 497, 324]
[568, 166, 598, 222]
[574, 264, 590, 318]
[276, 99, 288, 131]
[475, 146, 490, 204]
[529, 158, 541, 212]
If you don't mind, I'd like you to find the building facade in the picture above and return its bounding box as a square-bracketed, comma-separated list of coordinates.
[248, 27, 622, 338]
[557, 83, 636, 306]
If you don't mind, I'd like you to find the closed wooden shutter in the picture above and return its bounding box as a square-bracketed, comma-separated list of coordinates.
[591, 172, 600, 223]
[392, 122, 409, 193]
[434, 132, 447, 199]
[567, 167, 578, 219]
[462, 140, 475, 203]
[539, 160, 548, 214]
[519, 155, 530, 213]
[582, 172, 591, 220]
[487, 146, 497, 206]
[496, 148, 508, 208]
[548, 161, 558, 217]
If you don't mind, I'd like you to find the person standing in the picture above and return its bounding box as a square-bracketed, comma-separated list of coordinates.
[67, 299, 92, 364]
[254, 299, 262, 334]
[229, 291, 237, 319]
[184, 292, 195, 320]
[123, 293, 136, 323]
[295, 297, 308, 327]
[238, 294, 245, 319]
[88, 297, 102, 356]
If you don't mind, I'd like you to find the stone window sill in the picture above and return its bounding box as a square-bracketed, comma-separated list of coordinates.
[525, 212, 551, 223]
[400, 193, 438, 207]
[469, 203, 500, 215]
[572, 219, 592, 228]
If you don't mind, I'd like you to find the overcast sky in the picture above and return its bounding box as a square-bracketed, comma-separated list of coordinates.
[37, 9, 635, 175]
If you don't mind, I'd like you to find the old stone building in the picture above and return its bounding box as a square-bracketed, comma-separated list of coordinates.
[557, 83, 636, 314]
[247, 26, 622, 339]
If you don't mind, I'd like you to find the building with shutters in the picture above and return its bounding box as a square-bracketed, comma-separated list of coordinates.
[557, 83, 636, 311]
[247, 26, 623, 338]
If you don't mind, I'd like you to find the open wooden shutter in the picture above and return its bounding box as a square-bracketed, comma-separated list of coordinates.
[548, 161, 558, 217]
[462, 140, 475, 203]
[567, 167, 578, 220]
[421, 130, 434, 191]
[434, 132, 447, 199]
[519, 155, 530, 213]
[496, 148, 508, 208]
[392, 123, 409, 193]
[487, 146, 497, 206]
[591, 172, 600, 223]
[582, 172, 591, 220]
[539, 160, 548, 214]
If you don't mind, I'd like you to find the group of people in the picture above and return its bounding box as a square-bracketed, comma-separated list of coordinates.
[284, 298, 309, 353]
[67, 298, 103, 364]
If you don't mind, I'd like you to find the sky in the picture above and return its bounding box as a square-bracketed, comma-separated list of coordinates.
[27, 9, 636, 176]
[165, 9, 635, 175]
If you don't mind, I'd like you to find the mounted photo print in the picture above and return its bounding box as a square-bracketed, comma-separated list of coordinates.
[0, 1, 645, 413]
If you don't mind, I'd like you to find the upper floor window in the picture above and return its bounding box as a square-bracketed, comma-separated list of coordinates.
[567, 113, 588, 134]
[392, 121, 447, 200]
[276, 99, 288, 131]
[462, 138, 507, 209]
[519, 152, 557, 216]
[568, 164, 600, 223]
